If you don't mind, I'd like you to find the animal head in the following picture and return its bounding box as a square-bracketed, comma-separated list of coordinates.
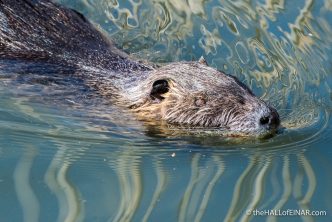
[122, 61, 280, 137]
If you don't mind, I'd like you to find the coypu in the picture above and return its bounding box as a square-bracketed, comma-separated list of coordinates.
[0, 0, 280, 137]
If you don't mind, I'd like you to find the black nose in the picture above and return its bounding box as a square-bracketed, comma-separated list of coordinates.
[259, 109, 280, 130]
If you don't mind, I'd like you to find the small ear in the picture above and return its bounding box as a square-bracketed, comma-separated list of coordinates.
[198, 56, 208, 65]
[150, 79, 169, 101]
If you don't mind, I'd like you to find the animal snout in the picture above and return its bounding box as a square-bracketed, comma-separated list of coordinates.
[259, 108, 280, 130]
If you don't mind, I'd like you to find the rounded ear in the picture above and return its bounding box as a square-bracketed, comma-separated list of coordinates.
[198, 56, 208, 66]
[150, 79, 169, 101]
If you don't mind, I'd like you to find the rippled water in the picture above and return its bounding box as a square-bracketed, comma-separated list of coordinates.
[1, 0, 332, 221]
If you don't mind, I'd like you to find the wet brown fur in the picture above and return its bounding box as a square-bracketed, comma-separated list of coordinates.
[0, 0, 280, 137]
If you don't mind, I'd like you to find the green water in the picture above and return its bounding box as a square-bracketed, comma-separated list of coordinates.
[1, 0, 332, 221]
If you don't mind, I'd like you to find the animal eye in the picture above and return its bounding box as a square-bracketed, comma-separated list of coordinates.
[194, 97, 206, 107]
[150, 79, 169, 101]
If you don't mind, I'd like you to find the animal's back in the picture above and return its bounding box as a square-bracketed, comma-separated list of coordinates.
[0, 0, 148, 72]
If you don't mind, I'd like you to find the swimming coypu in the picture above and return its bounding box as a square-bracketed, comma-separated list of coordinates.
[0, 0, 280, 137]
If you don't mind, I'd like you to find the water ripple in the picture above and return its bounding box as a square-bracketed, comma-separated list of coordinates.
[1, 0, 332, 221]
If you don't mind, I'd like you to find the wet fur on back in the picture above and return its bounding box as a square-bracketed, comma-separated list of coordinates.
[0, 0, 149, 72]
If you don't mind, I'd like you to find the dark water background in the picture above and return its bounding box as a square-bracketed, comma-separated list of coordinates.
[1, 0, 332, 221]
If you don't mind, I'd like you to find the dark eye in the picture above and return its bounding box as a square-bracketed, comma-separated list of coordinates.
[150, 79, 169, 101]
[194, 97, 206, 107]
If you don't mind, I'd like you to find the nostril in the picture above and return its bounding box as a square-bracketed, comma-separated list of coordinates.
[259, 109, 280, 129]
[260, 116, 269, 125]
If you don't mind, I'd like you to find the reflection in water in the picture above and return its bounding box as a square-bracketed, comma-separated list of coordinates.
[267, 156, 292, 222]
[14, 146, 40, 222]
[10, 143, 331, 221]
[1, 93, 331, 221]
[142, 158, 167, 222]
[44, 144, 84, 222]
[179, 154, 225, 222]
[1, 0, 332, 221]
[225, 155, 264, 222]
[293, 154, 316, 222]
[111, 150, 142, 222]
[5, 97, 327, 221]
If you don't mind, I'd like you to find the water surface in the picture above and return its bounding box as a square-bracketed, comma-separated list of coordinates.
[1, 0, 332, 221]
